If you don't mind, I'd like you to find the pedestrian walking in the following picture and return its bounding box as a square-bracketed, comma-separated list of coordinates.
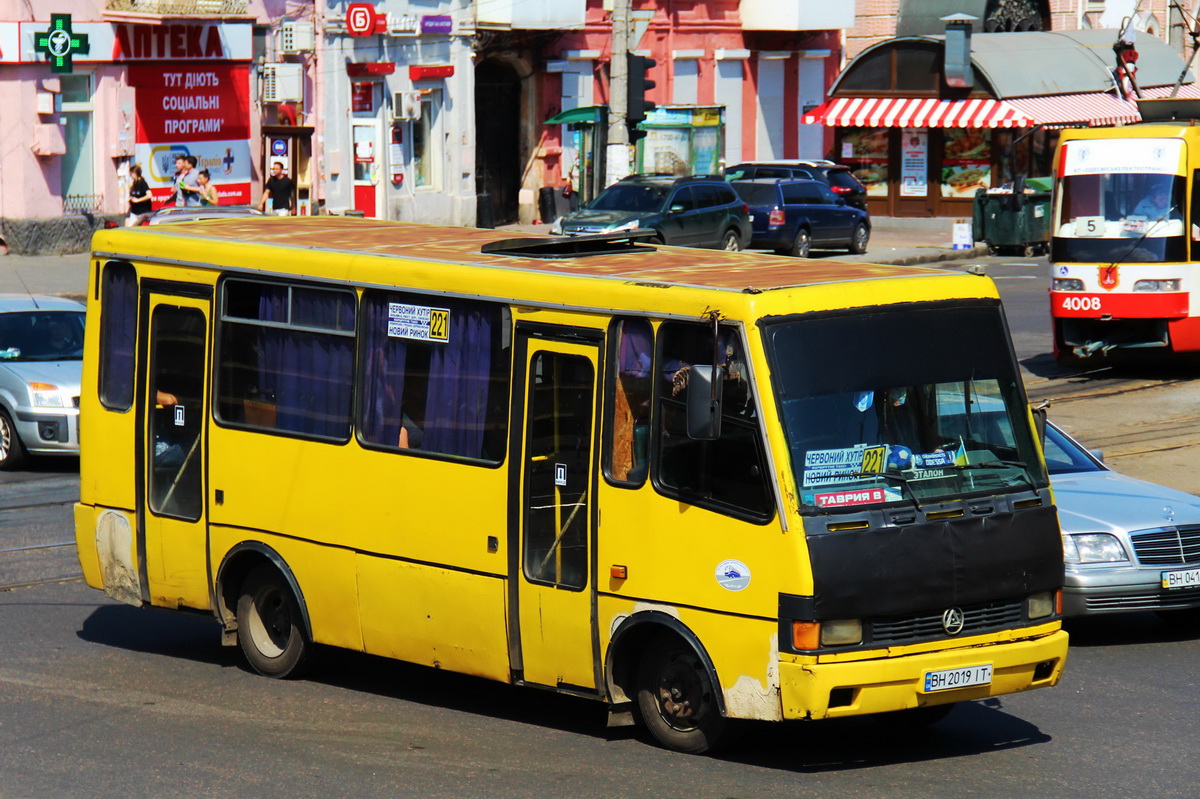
[196, 169, 219, 207]
[126, 164, 152, 227]
[258, 161, 295, 216]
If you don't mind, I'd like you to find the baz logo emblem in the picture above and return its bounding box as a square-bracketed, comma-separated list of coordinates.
[942, 607, 965, 635]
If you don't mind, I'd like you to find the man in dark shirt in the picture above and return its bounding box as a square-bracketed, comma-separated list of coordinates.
[259, 161, 295, 216]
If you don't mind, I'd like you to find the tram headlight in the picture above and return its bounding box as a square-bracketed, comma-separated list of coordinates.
[1053, 278, 1085, 291]
[1133, 279, 1180, 292]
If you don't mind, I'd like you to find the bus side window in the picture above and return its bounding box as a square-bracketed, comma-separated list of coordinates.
[99, 261, 137, 411]
[1191, 169, 1200, 243]
[357, 290, 510, 463]
[216, 279, 356, 440]
[654, 322, 773, 522]
[606, 317, 653, 485]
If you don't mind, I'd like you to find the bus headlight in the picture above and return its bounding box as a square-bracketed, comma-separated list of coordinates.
[1062, 533, 1128, 564]
[820, 619, 863, 646]
[1133, 279, 1180, 292]
[31, 382, 64, 407]
[1052, 278, 1085, 291]
[1027, 591, 1055, 619]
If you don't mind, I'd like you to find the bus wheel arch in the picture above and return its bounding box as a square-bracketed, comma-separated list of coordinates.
[215, 543, 314, 678]
[605, 611, 729, 753]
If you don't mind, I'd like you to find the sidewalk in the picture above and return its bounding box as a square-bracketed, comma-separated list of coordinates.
[0, 216, 983, 300]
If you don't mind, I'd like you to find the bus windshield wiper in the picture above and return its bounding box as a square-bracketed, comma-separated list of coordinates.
[852, 472, 925, 513]
[946, 460, 1040, 495]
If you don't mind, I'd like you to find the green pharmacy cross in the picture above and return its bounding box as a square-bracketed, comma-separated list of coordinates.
[34, 14, 90, 75]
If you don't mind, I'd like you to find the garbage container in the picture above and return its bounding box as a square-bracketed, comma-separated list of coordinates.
[973, 186, 1052, 256]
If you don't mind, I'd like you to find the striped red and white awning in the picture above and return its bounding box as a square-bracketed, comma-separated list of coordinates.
[803, 85, 1200, 129]
[801, 97, 1035, 128]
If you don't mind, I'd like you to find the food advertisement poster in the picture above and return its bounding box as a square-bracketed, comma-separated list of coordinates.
[900, 128, 927, 197]
[841, 128, 889, 197]
[942, 128, 991, 198]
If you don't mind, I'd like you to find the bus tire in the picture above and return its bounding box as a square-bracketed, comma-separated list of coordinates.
[0, 407, 28, 471]
[236, 563, 311, 679]
[635, 637, 727, 754]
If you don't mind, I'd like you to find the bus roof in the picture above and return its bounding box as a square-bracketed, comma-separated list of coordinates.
[96, 217, 962, 290]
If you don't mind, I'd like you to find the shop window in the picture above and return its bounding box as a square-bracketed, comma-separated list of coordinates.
[838, 48, 891, 93]
[942, 129, 991, 199]
[413, 89, 443, 189]
[357, 290, 510, 463]
[841, 128, 890, 198]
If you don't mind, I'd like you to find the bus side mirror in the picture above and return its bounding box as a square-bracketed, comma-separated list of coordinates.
[686, 365, 724, 440]
[1030, 401, 1049, 447]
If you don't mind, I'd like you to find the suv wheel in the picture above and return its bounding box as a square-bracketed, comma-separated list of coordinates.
[720, 230, 741, 251]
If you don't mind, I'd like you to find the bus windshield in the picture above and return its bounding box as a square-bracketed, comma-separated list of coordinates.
[763, 303, 1047, 511]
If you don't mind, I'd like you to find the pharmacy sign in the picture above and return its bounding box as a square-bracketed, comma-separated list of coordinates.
[34, 14, 90, 74]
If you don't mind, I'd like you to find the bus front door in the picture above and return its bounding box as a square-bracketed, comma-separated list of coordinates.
[511, 335, 600, 692]
[138, 293, 210, 610]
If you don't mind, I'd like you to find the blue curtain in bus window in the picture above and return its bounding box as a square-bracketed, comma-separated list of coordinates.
[422, 307, 492, 457]
[360, 298, 408, 446]
[257, 286, 354, 438]
[100, 261, 137, 410]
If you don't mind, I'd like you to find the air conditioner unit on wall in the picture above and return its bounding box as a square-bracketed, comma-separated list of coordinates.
[263, 63, 304, 103]
[281, 21, 315, 54]
[394, 90, 422, 120]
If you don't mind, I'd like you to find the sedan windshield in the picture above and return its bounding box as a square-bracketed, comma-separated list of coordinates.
[588, 184, 668, 213]
[763, 303, 1047, 511]
[0, 311, 86, 362]
[1043, 423, 1104, 475]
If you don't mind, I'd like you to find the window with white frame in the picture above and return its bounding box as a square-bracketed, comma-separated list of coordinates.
[413, 89, 443, 189]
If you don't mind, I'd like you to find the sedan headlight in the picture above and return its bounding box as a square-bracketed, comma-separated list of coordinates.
[1062, 533, 1128, 564]
[605, 219, 640, 233]
[30, 382, 64, 408]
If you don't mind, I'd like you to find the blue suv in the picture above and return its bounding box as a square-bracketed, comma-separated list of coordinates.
[731, 178, 871, 257]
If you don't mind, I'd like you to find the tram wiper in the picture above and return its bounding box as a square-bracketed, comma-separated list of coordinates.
[852, 472, 925, 513]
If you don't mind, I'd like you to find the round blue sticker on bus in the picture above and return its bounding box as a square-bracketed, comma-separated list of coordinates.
[715, 559, 751, 592]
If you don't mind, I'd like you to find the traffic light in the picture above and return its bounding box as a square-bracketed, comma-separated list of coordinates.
[627, 53, 656, 143]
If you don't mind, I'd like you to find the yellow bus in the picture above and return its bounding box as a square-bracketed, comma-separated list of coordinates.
[1051, 114, 1200, 361]
[75, 218, 1067, 753]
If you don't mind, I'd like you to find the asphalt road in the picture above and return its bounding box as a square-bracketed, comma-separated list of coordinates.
[2, 249, 1199, 796]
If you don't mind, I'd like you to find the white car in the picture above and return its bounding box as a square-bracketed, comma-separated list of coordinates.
[1049, 421, 1200, 622]
[0, 294, 85, 469]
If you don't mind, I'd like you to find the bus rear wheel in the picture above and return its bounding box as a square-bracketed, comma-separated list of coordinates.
[236, 563, 311, 679]
[635, 637, 727, 754]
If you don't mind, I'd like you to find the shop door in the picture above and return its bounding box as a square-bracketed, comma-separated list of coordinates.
[139, 294, 210, 610]
[510, 332, 600, 692]
[895, 128, 934, 217]
[352, 121, 380, 217]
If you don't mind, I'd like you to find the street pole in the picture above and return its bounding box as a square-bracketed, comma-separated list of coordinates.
[606, 0, 632, 187]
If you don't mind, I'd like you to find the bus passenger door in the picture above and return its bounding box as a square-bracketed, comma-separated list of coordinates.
[139, 293, 210, 610]
[510, 333, 600, 692]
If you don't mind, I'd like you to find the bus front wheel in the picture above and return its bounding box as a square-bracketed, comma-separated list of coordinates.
[236, 563, 311, 679]
[635, 637, 727, 754]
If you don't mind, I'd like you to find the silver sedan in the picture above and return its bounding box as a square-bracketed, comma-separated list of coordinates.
[1049, 421, 1200, 621]
[0, 295, 85, 469]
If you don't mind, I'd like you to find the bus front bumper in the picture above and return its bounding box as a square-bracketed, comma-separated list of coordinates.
[778, 629, 1069, 720]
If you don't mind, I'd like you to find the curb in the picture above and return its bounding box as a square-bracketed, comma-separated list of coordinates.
[872, 245, 990, 267]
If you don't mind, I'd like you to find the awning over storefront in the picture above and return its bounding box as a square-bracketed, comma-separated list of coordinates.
[801, 97, 1035, 128]
[804, 83, 1200, 129]
[545, 105, 604, 125]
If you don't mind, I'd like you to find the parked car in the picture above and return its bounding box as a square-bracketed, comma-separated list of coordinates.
[731, 178, 871, 256]
[550, 175, 751, 250]
[724, 160, 868, 210]
[0, 295, 86, 469]
[1047, 421, 1200, 622]
[146, 205, 264, 225]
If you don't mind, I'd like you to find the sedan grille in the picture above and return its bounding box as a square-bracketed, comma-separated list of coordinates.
[1129, 525, 1200, 566]
[867, 598, 1026, 646]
